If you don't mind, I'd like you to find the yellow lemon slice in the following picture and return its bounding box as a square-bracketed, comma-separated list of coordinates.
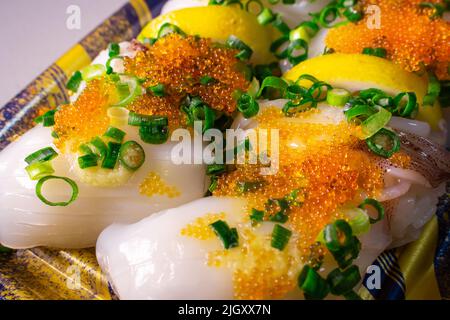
[139, 6, 275, 64]
[284, 54, 443, 130]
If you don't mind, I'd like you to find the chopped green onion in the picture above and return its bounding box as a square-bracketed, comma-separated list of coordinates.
[289, 25, 311, 43]
[35, 175, 79, 207]
[362, 47, 387, 58]
[25, 161, 55, 180]
[208, 176, 218, 193]
[25, 147, 58, 165]
[319, 6, 340, 28]
[90, 137, 108, 159]
[247, 77, 260, 98]
[78, 154, 98, 169]
[101, 142, 121, 169]
[226, 35, 253, 61]
[271, 224, 292, 251]
[237, 93, 259, 118]
[323, 220, 361, 269]
[257, 7, 276, 25]
[200, 75, 216, 85]
[345, 207, 370, 235]
[338, 0, 357, 7]
[128, 112, 164, 126]
[272, 14, 290, 34]
[359, 88, 385, 100]
[148, 83, 165, 97]
[285, 84, 307, 100]
[282, 97, 317, 116]
[327, 88, 351, 106]
[295, 73, 320, 86]
[79, 143, 94, 155]
[344, 104, 377, 122]
[81, 64, 106, 81]
[253, 62, 281, 83]
[287, 39, 309, 65]
[393, 92, 418, 117]
[307, 81, 332, 102]
[423, 73, 441, 106]
[34, 110, 56, 127]
[114, 77, 142, 107]
[158, 22, 186, 38]
[66, 71, 82, 92]
[207, 164, 226, 176]
[103, 127, 126, 142]
[343, 7, 362, 22]
[359, 198, 385, 224]
[236, 180, 264, 193]
[327, 265, 361, 295]
[419, 2, 445, 18]
[298, 265, 330, 300]
[366, 128, 400, 158]
[267, 198, 290, 223]
[270, 35, 290, 59]
[139, 118, 169, 144]
[250, 208, 264, 223]
[257, 76, 288, 98]
[343, 290, 362, 300]
[119, 141, 145, 171]
[108, 42, 120, 57]
[210, 220, 239, 249]
[359, 106, 392, 139]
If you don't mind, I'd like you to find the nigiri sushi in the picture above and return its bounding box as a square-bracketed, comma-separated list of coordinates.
[97, 56, 450, 299]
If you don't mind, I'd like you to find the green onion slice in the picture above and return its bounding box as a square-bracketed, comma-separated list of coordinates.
[226, 35, 253, 61]
[78, 154, 98, 169]
[119, 141, 145, 171]
[282, 97, 317, 116]
[287, 39, 309, 65]
[271, 224, 292, 251]
[323, 220, 361, 269]
[257, 7, 275, 25]
[158, 22, 186, 38]
[35, 175, 79, 207]
[298, 265, 330, 300]
[25, 147, 58, 165]
[66, 71, 83, 92]
[108, 42, 120, 57]
[250, 208, 265, 223]
[34, 110, 56, 127]
[210, 220, 239, 249]
[359, 106, 392, 139]
[270, 35, 290, 59]
[103, 126, 126, 142]
[327, 88, 351, 106]
[423, 73, 440, 106]
[90, 137, 108, 159]
[114, 77, 143, 107]
[101, 142, 122, 169]
[237, 93, 259, 118]
[81, 64, 106, 81]
[257, 76, 288, 98]
[345, 207, 370, 235]
[366, 128, 401, 158]
[148, 83, 165, 97]
[25, 161, 55, 180]
[359, 198, 385, 224]
[327, 265, 361, 296]
[393, 92, 418, 118]
[272, 14, 290, 34]
[206, 164, 226, 176]
[307, 81, 332, 102]
[139, 118, 169, 144]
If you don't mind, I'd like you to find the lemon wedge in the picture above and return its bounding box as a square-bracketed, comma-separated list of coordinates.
[284, 54, 443, 129]
[139, 6, 275, 64]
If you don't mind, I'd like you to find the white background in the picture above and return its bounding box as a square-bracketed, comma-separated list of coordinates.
[0, 0, 128, 107]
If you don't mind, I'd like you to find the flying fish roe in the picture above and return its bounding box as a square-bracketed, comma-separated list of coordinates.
[326, 0, 450, 79]
[139, 171, 180, 198]
[181, 213, 226, 240]
[53, 80, 114, 151]
[124, 33, 251, 115]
